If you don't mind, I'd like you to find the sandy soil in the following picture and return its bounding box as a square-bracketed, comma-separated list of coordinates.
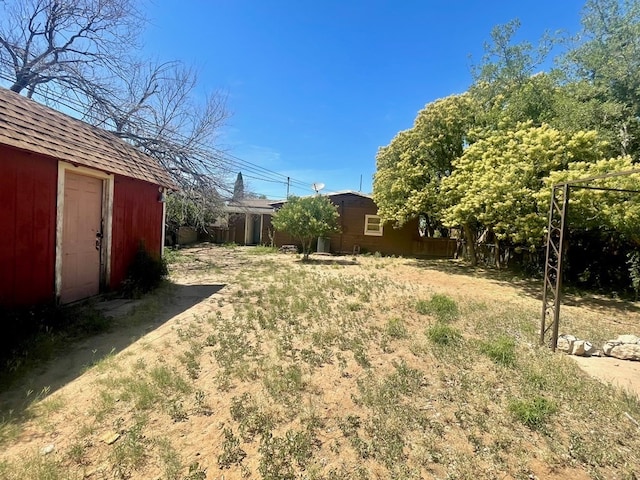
[569, 355, 640, 398]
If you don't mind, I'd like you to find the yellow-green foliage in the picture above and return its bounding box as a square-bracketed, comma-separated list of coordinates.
[440, 124, 608, 248]
[544, 156, 640, 244]
[372, 93, 477, 227]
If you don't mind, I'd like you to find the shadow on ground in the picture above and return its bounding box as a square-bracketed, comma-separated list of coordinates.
[408, 258, 640, 314]
[297, 256, 359, 266]
[0, 282, 224, 413]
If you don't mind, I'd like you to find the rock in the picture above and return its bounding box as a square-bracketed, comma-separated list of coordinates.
[615, 334, 640, 344]
[584, 342, 596, 356]
[603, 334, 640, 359]
[40, 444, 55, 455]
[606, 343, 640, 361]
[572, 340, 595, 356]
[100, 432, 121, 445]
[603, 341, 618, 356]
[557, 334, 576, 353]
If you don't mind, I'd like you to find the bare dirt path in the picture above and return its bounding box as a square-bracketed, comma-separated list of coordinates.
[570, 355, 640, 398]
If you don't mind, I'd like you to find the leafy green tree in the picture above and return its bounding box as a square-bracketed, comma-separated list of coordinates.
[373, 93, 477, 229]
[472, 19, 552, 90]
[470, 19, 557, 129]
[549, 81, 625, 156]
[440, 123, 608, 265]
[544, 155, 640, 241]
[166, 188, 222, 240]
[372, 0, 640, 275]
[271, 196, 340, 260]
[562, 0, 640, 156]
[543, 155, 640, 292]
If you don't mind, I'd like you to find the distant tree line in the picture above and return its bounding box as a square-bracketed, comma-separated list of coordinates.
[373, 0, 640, 293]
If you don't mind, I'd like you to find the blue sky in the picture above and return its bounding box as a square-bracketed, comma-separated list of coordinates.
[142, 1, 586, 199]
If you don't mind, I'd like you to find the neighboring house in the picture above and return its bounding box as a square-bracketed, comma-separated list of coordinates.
[222, 197, 278, 245]
[0, 88, 175, 307]
[272, 191, 456, 257]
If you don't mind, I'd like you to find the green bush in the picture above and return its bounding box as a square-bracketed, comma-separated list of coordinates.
[121, 244, 168, 298]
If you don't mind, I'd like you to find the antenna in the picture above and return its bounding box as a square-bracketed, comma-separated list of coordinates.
[311, 182, 325, 194]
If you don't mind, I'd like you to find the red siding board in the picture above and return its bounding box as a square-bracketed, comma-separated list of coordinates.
[0, 146, 57, 307]
[110, 176, 163, 290]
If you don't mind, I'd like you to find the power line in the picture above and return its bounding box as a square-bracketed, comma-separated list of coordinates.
[0, 64, 332, 193]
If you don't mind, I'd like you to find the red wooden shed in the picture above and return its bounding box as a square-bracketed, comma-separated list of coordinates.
[0, 88, 175, 307]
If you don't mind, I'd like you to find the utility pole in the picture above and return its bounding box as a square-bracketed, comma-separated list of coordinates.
[286, 177, 290, 198]
[359, 174, 362, 192]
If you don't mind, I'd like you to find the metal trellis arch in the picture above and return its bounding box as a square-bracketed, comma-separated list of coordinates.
[540, 168, 640, 351]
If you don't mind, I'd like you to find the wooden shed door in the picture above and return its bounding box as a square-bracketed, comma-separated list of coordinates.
[60, 172, 103, 303]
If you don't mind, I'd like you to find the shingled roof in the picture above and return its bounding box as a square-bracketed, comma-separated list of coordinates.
[0, 88, 176, 188]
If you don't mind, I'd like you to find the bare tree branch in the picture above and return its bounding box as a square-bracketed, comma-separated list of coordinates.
[0, 0, 233, 228]
[0, 0, 141, 94]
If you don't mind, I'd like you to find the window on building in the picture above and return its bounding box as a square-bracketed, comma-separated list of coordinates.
[364, 215, 383, 236]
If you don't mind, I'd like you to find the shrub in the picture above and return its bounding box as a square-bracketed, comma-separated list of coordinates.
[121, 244, 168, 298]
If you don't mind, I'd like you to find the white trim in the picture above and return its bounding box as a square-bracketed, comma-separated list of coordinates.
[103, 177, 114, 287]
[364, 214, 383, 236]
[161, 188, 167, 256]
[55, 161, 114, 300]
[244, 214, 250, 245]
[259, 214, 264, 244]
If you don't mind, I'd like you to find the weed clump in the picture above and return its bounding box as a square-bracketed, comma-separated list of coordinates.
[426, 323, 462, 346]
[258, 429, 315, 480]
[121, 244, 168, 298]
[416, 294, 459, 322]
[217, 428, 246, 469]
[508, 396, 556, 430]
[480, 335, 516, 367]
[385, 318, 408, 339]
[230, 393, 274, 441]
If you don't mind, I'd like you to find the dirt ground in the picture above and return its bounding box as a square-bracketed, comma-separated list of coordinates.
[1, 245, 639, 479]
[569, 355, 640, 398]
[6, 248, 638, 409]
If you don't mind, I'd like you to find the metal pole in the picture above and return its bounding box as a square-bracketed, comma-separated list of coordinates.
[539, 169, 640, 350]
[540, 187, 557, 346]
[550, 184, 570, 351]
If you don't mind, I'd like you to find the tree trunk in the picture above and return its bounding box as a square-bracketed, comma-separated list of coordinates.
[302, 239, 312, 260]
[463, 223, 477, 266]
